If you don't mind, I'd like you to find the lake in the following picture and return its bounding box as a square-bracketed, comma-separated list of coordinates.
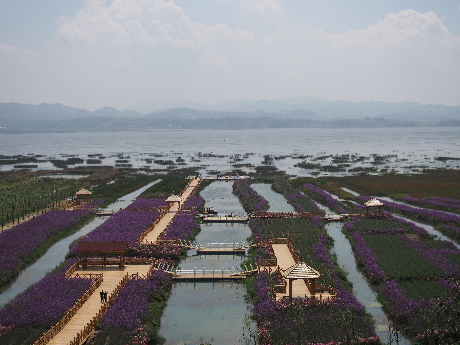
[1, 127, 460, 176]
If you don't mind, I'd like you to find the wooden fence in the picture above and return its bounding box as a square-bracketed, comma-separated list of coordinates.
[33, 274, 103, 345]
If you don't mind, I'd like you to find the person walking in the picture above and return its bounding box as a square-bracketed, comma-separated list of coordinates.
[100, 290, 104, 303]
[103, 290, 108, 303]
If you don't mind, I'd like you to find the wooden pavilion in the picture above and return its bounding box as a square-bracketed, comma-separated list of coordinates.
[364, 197, 384, 217]
[283, 262, 321, 301]
[75, 188, 92, 205]
[76, 241, 129, 268]
[166, 194, 182, 208]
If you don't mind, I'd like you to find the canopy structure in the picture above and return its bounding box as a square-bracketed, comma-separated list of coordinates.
[166, 194, 182, 208]
[364, 197, 384, 216]
[75, 188, 92, 205]
[283, 262, 321, 300]
[76, 241, 128, 268]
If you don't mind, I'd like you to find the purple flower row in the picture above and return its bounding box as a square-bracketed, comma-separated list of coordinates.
[0, 209, 91, 279]
[0, 260, 93, 328]
[380, 280, 420, 320]
[233, 179, 268, 212]
[398, 235, 460, 278]
[125, 198, 167, 210]
[350, 232, 387, 283]
[404, 195, 460, 210]
[272, 179, 322, 213]
[303, 183, 348, 214]
[359, 195, 460, 225]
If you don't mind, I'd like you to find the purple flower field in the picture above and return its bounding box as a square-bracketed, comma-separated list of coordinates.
[163, 214, 200, 240]
[272, 179, 323, 213]
[95, 270, 171, 344]
[0, 209, 91, 285]
[77, 210, 162, 247]
[0, 260, 93, 328]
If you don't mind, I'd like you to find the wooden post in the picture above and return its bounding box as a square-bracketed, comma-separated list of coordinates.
[289, 279, 293, 302]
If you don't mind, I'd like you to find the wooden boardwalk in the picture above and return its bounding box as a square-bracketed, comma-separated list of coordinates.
[270, 244, 334, 300]
[142, 177, 201, 243]
[200, 215, 249, 223]
[47, 266, 151, 345]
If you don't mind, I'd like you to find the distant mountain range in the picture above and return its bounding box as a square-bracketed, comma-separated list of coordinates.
[1, 97, 459, 130]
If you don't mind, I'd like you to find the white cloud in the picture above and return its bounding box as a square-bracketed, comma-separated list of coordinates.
[221, 0, 284, 19]
[0, 43, 37, 68]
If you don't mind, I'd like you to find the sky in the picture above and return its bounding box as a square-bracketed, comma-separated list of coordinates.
[0, 0, 459, 111]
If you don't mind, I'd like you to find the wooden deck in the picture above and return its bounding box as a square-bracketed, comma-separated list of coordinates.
[47, 266, 151, 345]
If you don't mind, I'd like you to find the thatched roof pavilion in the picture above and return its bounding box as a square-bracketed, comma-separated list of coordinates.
[283, 262, 321, 300]
[166, 194, 182, 207]
[364, 197, 384, 216]
[75, 188, 92, 204]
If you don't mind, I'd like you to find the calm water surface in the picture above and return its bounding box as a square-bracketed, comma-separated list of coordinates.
[160, 181, 254, 344]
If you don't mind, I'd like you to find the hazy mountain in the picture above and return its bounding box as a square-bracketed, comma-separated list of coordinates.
[1, 98, 460, 130]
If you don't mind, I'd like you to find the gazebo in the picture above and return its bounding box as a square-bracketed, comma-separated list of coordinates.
[76, 241, 129, 268]
[364, 197, 384, 217]
[75, 188, 92, 205]
[283, 262, 321, 301]
[166, 194, 182, 208]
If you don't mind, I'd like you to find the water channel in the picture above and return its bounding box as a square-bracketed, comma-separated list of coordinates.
[252, 183, 410, 344]
[0, 180, 160, 307]
[160, 181, 255, 345]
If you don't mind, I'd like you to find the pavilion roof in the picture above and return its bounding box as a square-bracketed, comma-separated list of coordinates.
[76, 241, 128, 253]
[283, 262, 321, 280]
[75, 188, 92, 196]
[365, 198, 384, 207]
[166, 194, 182, 202]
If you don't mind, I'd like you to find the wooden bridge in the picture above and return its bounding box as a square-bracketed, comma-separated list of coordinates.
[198, 215, 249, 223]
[177, 240, 252, 254]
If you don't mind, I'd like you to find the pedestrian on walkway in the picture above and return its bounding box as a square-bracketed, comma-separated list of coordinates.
[100, 290, 104, 303]
[103, 290, 108, 303]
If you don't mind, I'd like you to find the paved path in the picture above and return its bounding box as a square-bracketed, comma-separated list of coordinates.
[48, 266, 151, 345]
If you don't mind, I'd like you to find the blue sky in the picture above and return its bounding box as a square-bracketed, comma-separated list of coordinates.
[0, 0, 459, 110]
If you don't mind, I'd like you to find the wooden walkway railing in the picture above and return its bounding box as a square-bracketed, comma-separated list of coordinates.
[34, 274, 103, 345]
[68, 272, 131, 345]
